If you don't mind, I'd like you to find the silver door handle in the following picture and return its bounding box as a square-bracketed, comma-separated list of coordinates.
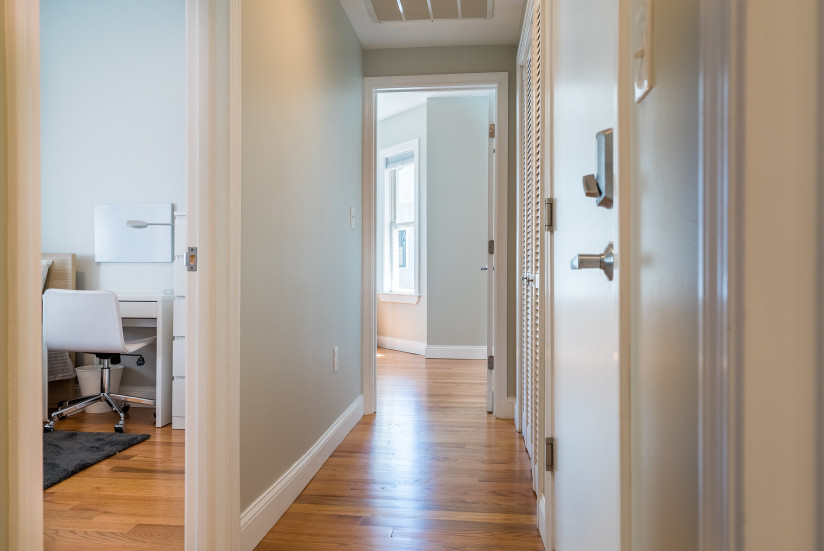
[480, 265, 488, 271]
[571, 242, 614, 281]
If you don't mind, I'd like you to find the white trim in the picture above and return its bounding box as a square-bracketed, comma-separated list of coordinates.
[363, 72, 509, 418]
[377, 292, 420, 304]
[424, 345, 487, 360]
[378, 139, 421, 296]
[5, 0, 43, 548]
[240, 396, 364, 551]
[537, 494, 548, 543]
[503, 395, 516, 420]
[185, 0, 241, 548]
[517, 0, 534, 64]
[697, 0, 744, 549]
[377, 336, 427, 356]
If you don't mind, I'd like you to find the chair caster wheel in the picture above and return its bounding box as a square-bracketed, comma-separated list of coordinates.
[114, 425, 124, 433]
[44, 426, 54, 433]
[121, 403, 131, 413]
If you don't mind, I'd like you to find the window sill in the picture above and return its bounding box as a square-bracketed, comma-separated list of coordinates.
[378, 292, 421, 305]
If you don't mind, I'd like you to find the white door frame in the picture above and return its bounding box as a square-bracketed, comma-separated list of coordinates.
[4, 1, 240, 548]
[697, 0, 744, 547]
[698, 1, 824, 549]
[184, 1, 241, 549]
[362, 73, 510, 417]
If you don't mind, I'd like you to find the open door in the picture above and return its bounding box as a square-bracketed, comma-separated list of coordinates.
[485, 94, 496, 414]
[548, 0, 628, 547]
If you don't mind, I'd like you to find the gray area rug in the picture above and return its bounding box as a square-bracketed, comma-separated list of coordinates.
[43, 431, 150, 489]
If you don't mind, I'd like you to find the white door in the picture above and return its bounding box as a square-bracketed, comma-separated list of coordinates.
[518, 0, 543, 490]
[486, 109, 495, 413]
[549, 0, 625, 547]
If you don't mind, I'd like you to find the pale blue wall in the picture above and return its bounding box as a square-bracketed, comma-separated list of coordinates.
[40, 0, 185, 294]
[426, 96, 489, 347]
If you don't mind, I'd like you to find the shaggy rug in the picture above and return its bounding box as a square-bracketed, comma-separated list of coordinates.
[43, 431, 150, 489]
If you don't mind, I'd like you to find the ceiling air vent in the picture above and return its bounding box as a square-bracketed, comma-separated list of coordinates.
[365, 0, 493, 22]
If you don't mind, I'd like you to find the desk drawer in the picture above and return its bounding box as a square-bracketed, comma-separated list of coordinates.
[119, 301, 157, 318]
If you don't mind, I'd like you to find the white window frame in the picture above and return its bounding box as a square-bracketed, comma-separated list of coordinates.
[377, 139, 420, 301]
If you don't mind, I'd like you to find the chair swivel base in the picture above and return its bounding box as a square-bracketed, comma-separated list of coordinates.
[44, 391, 155, 433]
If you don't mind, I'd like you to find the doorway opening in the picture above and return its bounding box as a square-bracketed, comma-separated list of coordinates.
[362, 73, 510, 418]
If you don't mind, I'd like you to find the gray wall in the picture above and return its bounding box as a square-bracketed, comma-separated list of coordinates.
[240, 0, 363, 511]
[629, 0, 699, 548]
[364, 46, 518, 394]
[40, 0, 185, 294]
[0, 0, 8, 541]
[376, 104, 428, 344]
[426, 96, 488, 347]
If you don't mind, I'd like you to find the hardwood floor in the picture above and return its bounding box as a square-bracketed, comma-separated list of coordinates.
[42, 350, 543, 550]
[43, 408, 185, 550]
[255, 349, 544, 551]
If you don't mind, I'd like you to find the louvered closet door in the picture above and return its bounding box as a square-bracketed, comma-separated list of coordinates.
[519, 0, 542, 478]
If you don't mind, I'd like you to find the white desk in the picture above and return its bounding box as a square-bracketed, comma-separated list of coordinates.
[117, 293, 173, 428]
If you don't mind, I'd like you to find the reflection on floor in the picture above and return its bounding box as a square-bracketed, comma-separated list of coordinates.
[255, 348, 544, 551]
[43, 407, 184, 551]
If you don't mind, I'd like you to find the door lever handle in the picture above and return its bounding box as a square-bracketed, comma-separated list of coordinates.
[571, 242, 614, 281]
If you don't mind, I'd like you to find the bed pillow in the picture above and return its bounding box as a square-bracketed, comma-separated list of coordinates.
[41, 259, 54, 292]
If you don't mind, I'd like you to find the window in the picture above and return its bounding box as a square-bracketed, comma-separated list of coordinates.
[379, 141, 419, 297]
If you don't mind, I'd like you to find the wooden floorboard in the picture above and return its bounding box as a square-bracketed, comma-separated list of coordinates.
[43, 350, 543, 550]
[255, 349, 544, 551]
[43, 407, 185, 550]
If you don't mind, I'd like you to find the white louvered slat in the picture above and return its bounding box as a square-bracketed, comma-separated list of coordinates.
[518, 0, 543, 471]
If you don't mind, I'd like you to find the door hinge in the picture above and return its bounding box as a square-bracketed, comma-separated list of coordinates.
[488, 239, 495, 255]
[487, 355, 494, 371]
[186, 247, 198, 272]
[546, 437, 556, 472]
[545, 198, 555, 232]
[489, 123, 496, 138]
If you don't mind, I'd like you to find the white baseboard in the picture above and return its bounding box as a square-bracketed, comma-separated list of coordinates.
[502, 396, 516, 420]
[377, 335, 426, 356]
[425, 345, 487, 360]
[240, 395, 364, 551]
[537, 494, 549, 546]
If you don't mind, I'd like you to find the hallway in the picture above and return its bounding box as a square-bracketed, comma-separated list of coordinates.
[255, 349, 544, 550]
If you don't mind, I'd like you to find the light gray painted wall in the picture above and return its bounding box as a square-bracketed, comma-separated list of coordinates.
[364, 46, 517, 393]
[376, 104, 428, 344]
[629, 0, 699, 548]
[0, 1, 9, 540]
[240, 0, 363, 511]
[40, 0, 185, 294]
[426, 97, 488, 347]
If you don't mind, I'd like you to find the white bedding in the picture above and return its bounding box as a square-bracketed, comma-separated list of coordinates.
[41, 258, 75, 381]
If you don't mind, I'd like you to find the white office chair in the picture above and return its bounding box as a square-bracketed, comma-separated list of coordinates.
[43, 289, 157, 433]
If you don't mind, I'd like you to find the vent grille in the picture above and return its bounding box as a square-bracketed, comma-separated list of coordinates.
[365, 0, 493, 22]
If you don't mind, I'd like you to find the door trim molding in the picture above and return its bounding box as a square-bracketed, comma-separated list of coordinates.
[185, 0, 241, 548]
[4, 0, 44, 547]
[697, 0, 746, 549]
[362, 72, 509, 417]
[3, 1, 239, 547]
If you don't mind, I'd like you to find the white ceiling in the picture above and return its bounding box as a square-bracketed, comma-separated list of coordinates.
[377, 89, 491, 121]
[339, 0, 526, 50]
